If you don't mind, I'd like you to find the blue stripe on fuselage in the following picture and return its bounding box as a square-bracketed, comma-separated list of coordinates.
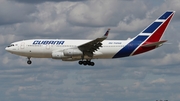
[113, 36, 148, 58]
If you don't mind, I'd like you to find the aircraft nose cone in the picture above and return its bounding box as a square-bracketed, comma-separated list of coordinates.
[5, 47, 11, 52]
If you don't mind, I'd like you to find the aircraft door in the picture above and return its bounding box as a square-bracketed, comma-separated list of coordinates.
[20, 42, 25, 49]
[46, 44, 50, 50]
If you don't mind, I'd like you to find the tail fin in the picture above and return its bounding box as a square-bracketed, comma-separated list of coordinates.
[136, 11, 175, 42]
[132, 11, 175, 55]
[112, 11, 175, 58]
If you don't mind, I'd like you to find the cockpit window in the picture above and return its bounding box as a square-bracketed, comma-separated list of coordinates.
[8, 44, 15, 47]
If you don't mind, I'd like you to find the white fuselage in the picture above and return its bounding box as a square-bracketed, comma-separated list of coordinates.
[6, 39, 131, 61]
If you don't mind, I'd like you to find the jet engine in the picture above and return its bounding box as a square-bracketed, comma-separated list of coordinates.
[52, 52, 70, 59]
[63, 48, 83, 56]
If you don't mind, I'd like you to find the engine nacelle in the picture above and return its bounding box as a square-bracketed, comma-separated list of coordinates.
[52, 52, 70, 59]
[63, 48, 83, 56]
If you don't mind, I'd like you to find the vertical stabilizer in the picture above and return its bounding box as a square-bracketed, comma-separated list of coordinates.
[132, 11, 175, 55]
[113, 11, 175, 58]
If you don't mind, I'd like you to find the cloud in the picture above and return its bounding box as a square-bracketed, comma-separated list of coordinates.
[67, 0, 148, 29]
[67, 1, 118, 27]
[150, 78, 166, 84]
[10, 0, 87, 4]
[0, 0, 36, 25]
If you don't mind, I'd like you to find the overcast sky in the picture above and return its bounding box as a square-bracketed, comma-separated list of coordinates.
[1, 0, 180, 101]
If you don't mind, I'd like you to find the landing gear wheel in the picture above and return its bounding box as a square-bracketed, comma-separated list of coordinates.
[27, 57, 32, 65]
[78, 60, 95, 66]
[90, 62, 95, 66]
[27, 60, 32, 65]
[87, 61, 91, 66]
[83, 61, 87, 66]
[79, 61, 83, 65]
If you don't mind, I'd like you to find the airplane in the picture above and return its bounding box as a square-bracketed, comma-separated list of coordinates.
[5, 11, 175, 66]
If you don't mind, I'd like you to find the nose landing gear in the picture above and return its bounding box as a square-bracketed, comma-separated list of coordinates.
[27, 57, 32, 65]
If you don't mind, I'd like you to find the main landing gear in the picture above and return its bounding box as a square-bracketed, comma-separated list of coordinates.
[27, 57, 32, 65]
[78, 60, 95, 66]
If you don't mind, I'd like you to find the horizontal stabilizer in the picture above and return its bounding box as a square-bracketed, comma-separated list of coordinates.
[142, 40, 167, 47]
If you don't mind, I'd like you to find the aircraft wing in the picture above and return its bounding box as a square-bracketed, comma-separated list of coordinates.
[78, 29, 110, 57]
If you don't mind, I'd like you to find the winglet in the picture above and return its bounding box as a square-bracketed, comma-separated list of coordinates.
[104, 28, 110, 37]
